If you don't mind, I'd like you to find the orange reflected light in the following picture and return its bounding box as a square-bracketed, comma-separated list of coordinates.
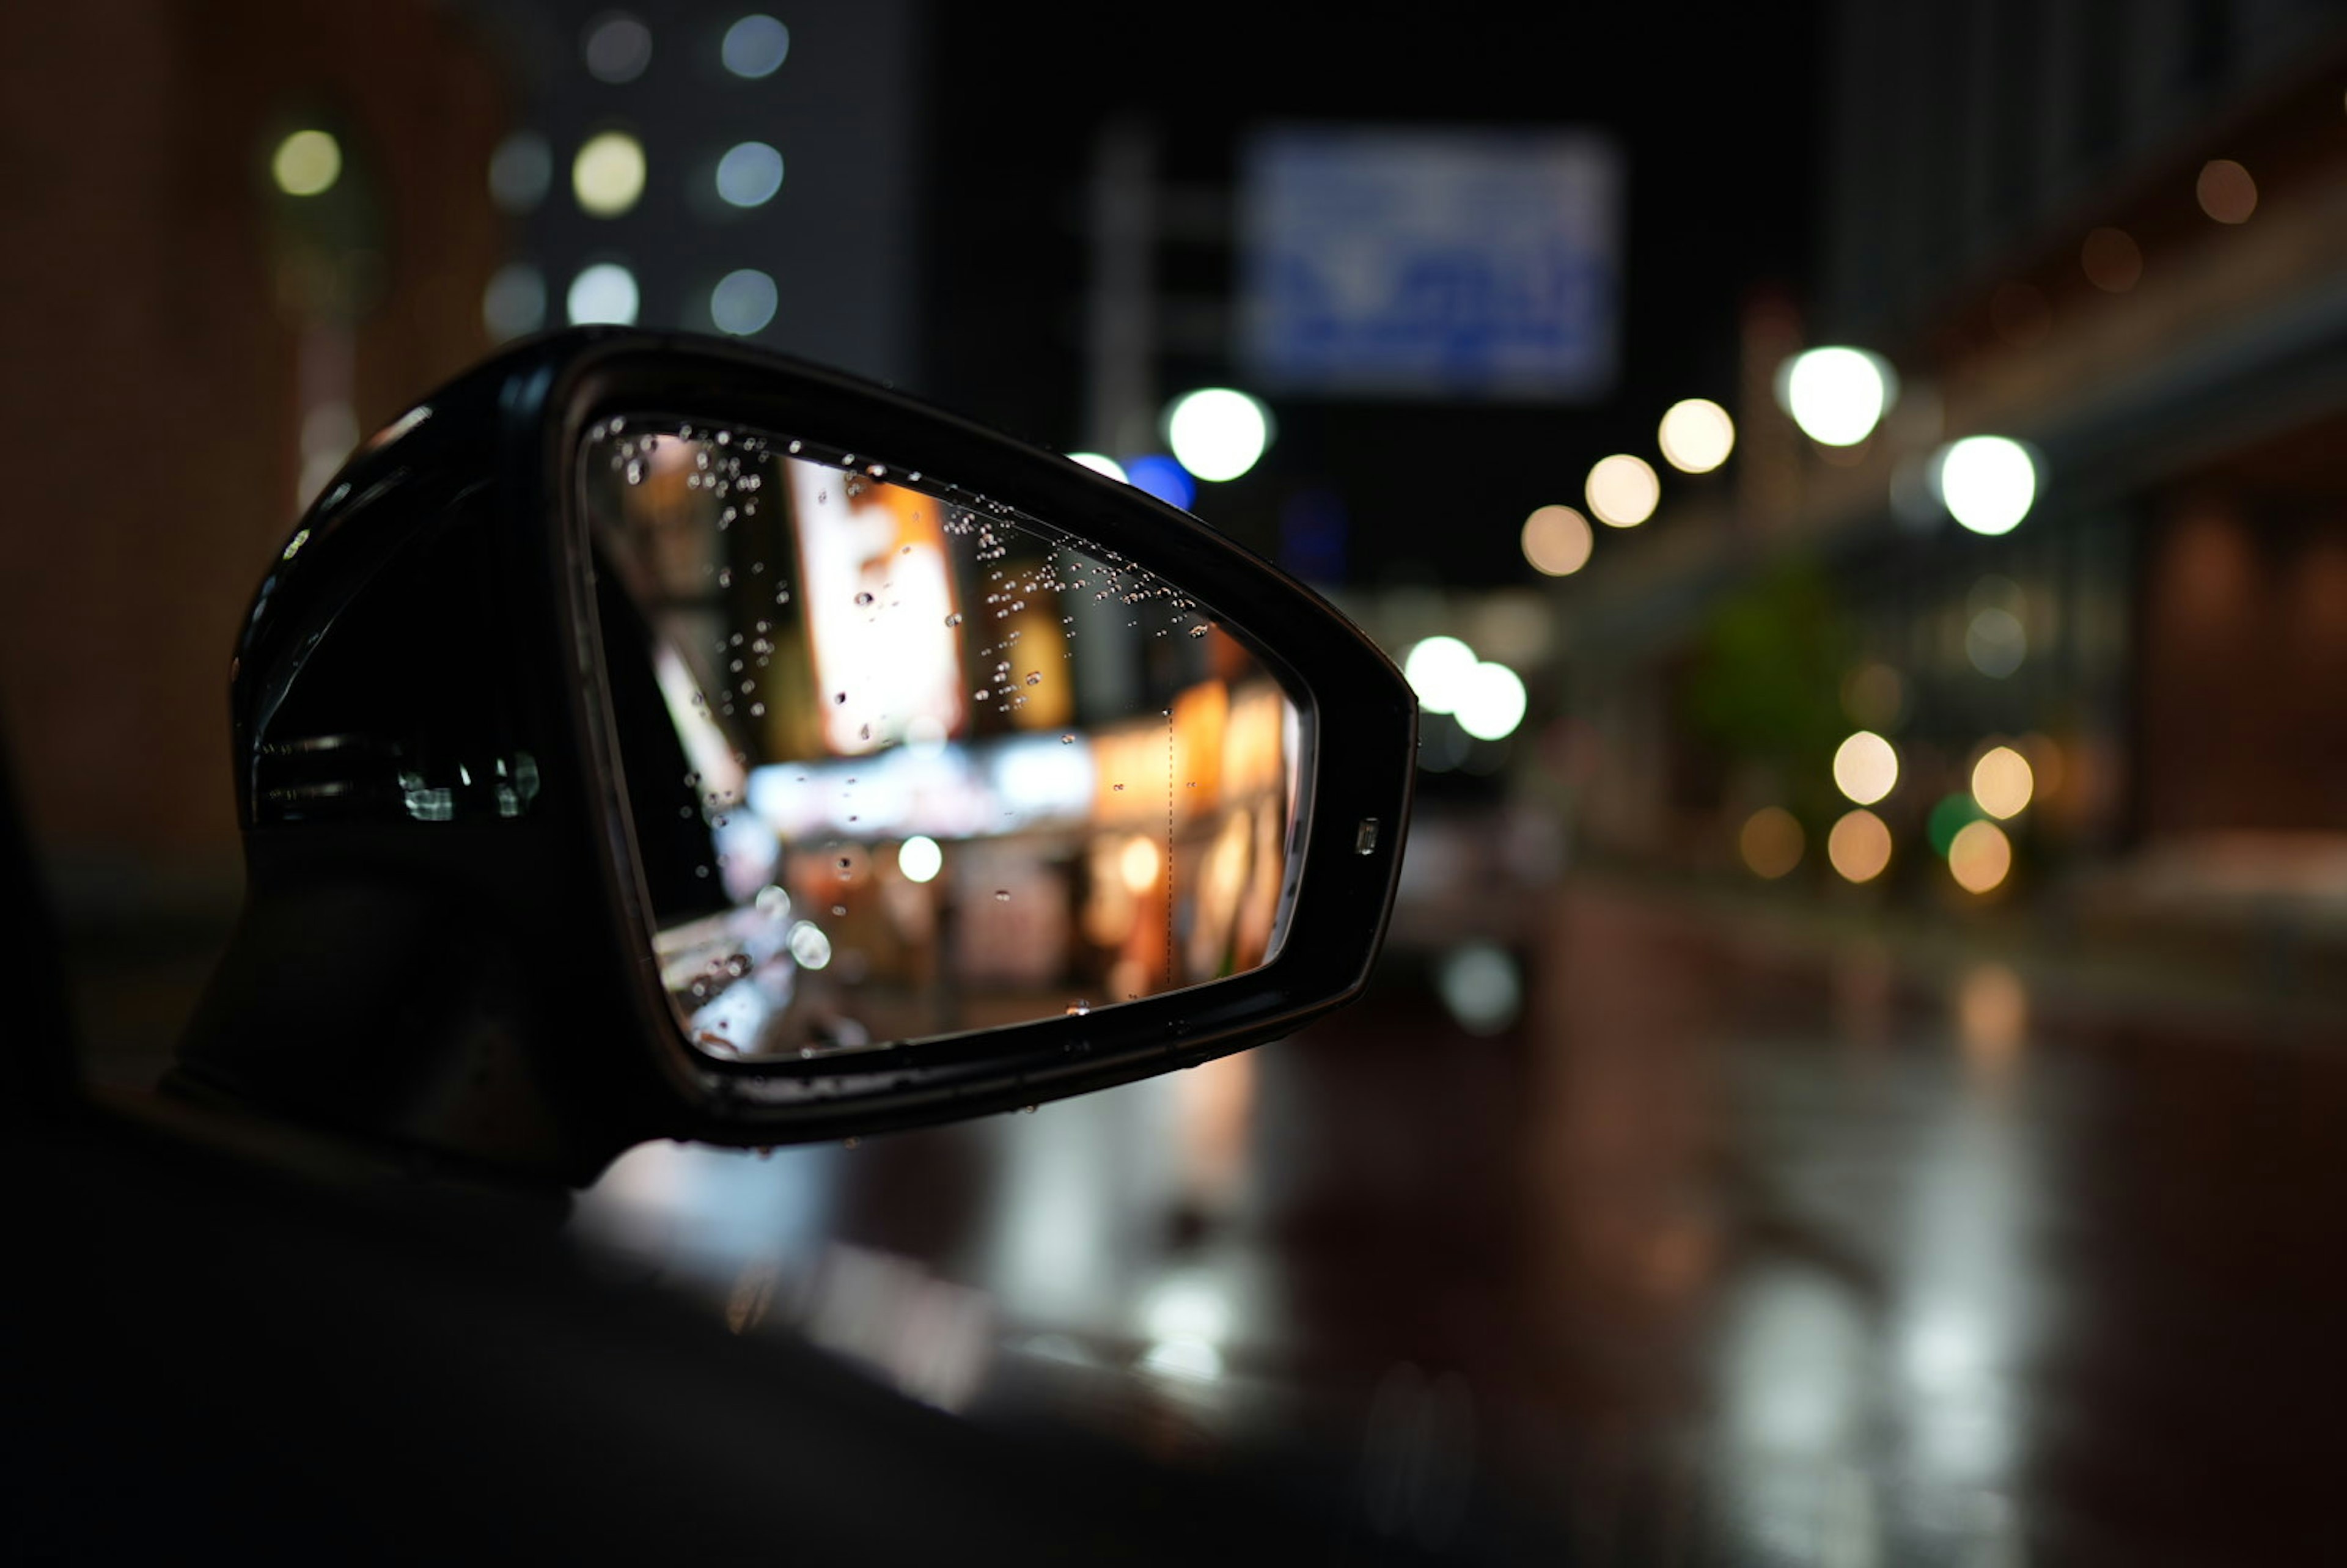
[1521, 504, 1594, 576]
[2196, 159, 2257, 224]
[1947, 819, 2012, 893]
[1739, 807, 1804, 879]
[1827, 808, 1892, 884]
[1971, 745, 2033, 820]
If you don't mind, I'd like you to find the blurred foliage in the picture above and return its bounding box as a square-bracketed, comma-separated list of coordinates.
[1681, 559, 1853, 816]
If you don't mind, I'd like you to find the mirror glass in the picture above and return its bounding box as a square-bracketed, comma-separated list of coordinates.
[581, 416, 1306, 1063]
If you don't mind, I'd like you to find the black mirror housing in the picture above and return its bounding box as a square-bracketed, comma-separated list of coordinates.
[175, 331, 1414, 1186]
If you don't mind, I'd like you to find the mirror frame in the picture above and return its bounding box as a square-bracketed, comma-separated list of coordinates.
[177, 328, 1412, 1182]
[546, 334, 1416, 1145]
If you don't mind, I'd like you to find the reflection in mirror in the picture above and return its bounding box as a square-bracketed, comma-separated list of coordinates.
[582, 418, 1306, 1063]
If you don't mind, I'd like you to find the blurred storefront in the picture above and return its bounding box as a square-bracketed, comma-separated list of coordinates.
[1509, 5, 2347, 1008]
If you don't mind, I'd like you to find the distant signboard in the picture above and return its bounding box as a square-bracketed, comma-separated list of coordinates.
[1240, 128, 1620, 401]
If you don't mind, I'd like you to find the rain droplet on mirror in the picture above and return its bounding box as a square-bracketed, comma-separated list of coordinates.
[854, 591, 874, 607]
[994, 889, 1011, 902]
[945, 613, 963, 627]
[1061, 734, 1075, 744]
[1066, 1000, 1091, 1016]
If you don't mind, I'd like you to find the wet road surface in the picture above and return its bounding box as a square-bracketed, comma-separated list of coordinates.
[573, 882, 2347, 1564]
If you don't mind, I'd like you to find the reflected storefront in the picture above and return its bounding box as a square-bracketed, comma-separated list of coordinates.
[582, 420, 1303, 1061]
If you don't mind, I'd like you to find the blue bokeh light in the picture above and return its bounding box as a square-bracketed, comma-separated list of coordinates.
[1125, 455, 1195, 511]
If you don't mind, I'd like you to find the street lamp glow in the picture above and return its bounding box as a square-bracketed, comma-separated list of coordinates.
[1585, 453, 1659, 527]
[1833, 730, 1899, 806]
[1164, 388, 1271, 482]
[271, 130, 341, 197]
[1658, 398, 1736, 473]
[1403, 636, 1478, 714]
[1453, 662, 1527, 742]
[1937, 436, 2037, 536]
[1779, 346, 1894, 447]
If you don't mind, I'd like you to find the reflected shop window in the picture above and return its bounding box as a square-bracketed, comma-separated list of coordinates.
[582, 420, 1304, 1063]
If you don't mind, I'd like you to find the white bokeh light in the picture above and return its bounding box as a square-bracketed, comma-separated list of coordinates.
[1585, 453, 1659, 527]
[1937, 436, 2038, 536]
[1067, 452, 1127, 482]
[897, 835, 944, 884]
[1454, 661, 1527, 742]
[1403, 636, 1478, 714]
[1779, 347, 1894, 447]
[567, 262, 639, 325]
[1832, 730, 1900, 807]
[573, 130, 647, 218]
[1164, 388, 1271, 482]
[1658, 398, 1736, 473]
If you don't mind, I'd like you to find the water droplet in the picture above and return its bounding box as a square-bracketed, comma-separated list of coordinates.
[1189, 624, 1211, 639]
[1024, 672, 1041, 686]
[834, 692, 847, 705]
[1061, 733, 1076, 744]
[1113, 783, 1125, 792]
[717, 567, 733, 587]
[945, 612, 963, 627]
[854, 590, 875, 607]
[858, 724, 870, 741]
[695, 865, 710, 878]
[832, 903, 847, 916]
[1066, 1000, 1091, 1016]
[994, 888, 1011, 902]
[1019, 1104, 1037, 1115]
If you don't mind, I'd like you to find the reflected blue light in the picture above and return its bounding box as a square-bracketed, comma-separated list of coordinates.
[722, 13, 791, 78]
[1125, 455, 1194, 510]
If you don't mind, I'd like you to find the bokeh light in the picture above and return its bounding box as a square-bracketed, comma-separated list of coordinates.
[482, 262, 547, 341]
[1521, 504, 1593, 576]
[1937, 435, 2037, 535]
[1453, 662, 1527, 742]
[1778, 346, 1893, 447]
[1437, 943, 1522, 1035]
[1966, 607, 2027, 677]
[715, 141, 784, 207]
[1403, 636, 1478, 714]
[271, 130, 341, 197]
[1948, 819, 2013, 894]
[897, 835, 942, 883]
[1971, 746, 2035, 819]
[1067, 452, 1127, 482]
[1585, 453, 1659, 527]
[2196, 159, 2256, 224]
[567, 262, 639, 325]
[722, 13, 792, 78]
[709, 268, 777, 335]
[1832, 730, 1899, 806]
[573, 130, 647, 217]
[1657, 398, 1736, 473]
[1124, 455, 1194, 510]
[1739, 807, 1805, 879]
[582, 12, 653, 83]
[2081, 227, 2142, 292]
[1827, 809, 1893, 884]
[1164, 389, 1271, 482]
[1119, 836, 1162, 895]
[488, 131, 552, 213]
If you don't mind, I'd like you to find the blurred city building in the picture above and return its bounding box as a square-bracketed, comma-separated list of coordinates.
[1537, 2, 2347, 1013]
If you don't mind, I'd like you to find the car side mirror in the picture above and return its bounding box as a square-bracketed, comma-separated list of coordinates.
[174, 331, 1414, 1187]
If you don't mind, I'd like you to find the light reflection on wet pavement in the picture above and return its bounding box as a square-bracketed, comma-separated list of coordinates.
[573, 884, 2347, 1564]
